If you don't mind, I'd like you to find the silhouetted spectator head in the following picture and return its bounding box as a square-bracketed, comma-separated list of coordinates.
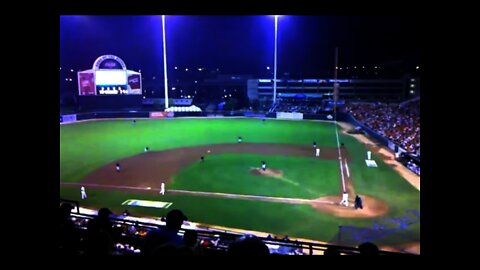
[98, 208, 112, 219]
[228, 235, 270, 255]
[166, 209, 187, 231]
[324, 246, 340, 255]
[358, 242, 379, 255]
[60, 203, 74, 219]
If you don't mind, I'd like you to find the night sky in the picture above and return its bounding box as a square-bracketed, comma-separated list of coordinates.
[60, 15, 421, 77]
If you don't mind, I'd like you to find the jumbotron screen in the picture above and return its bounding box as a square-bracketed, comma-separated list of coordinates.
[95, 70, 127, 85]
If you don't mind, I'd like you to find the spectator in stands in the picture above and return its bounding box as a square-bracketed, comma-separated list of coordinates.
[142, 209, 188, 255]
[358, 242, 379, 255]
[87, 208, 114, 235]
[84, 208, 117, 255]
[345, 101, 420, 174]
[228, 235, 270, 255]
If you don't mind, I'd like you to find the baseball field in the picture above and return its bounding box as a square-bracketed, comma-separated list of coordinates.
[60, 118, 420, 248]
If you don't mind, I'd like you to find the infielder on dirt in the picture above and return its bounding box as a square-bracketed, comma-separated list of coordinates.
[238, 136, 243, 143]
[116, 163, 121, 173]
[261, 161, 267, 171]
[160, 182, 165, 195]
[81, 186, 87, 200]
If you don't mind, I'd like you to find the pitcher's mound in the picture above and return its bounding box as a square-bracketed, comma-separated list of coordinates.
[250, 168, 284, 178]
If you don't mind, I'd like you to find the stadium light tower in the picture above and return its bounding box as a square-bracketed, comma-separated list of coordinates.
[162, 15, 169, 109]
[273, 15, 280, 104]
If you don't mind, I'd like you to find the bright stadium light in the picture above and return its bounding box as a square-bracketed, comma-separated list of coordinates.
[162, 15, 169, 109]
[273, 15, 280, 104]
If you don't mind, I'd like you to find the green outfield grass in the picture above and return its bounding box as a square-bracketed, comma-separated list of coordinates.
[60, 118, 337, 182]
[171, 153, 341, 199]
[60, 118, 420, 245]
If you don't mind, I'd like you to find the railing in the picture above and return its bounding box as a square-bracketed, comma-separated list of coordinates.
[61, 200, 411, 255]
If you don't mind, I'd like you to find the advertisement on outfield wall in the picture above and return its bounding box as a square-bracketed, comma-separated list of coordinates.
[276, 112, 304, 120]
[61, 114, 77, 123]
[78, 73, 95, 96]
[149, 112, 174, 118]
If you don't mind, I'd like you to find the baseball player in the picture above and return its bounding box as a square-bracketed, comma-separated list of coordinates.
[354, 195, 363, 209]
[316, 147, 320, 157]
[201, 156, 205, 162]
[133, 119, 136, 124]
[116, 163, 121, 173]
[81, 186, 87, 200]
[313, 142, 317, 148]
[261, 161, 267, 171]
[367, 151, 372, 160]
[144, 147, 149, 152]
[238, 136, 243, 143]
[339, 192, 349, 207]
[160, 182, 165, 195]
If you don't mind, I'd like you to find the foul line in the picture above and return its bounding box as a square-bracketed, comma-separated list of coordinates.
[345, 159, 350, 178]
[334, 121, 347, 192]
[60, 182, 335, 205]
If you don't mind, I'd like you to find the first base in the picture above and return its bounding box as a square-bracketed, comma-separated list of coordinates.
[365, 160, 378, 168]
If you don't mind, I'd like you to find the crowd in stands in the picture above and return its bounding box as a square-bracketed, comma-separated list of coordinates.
[406, 159, 420, 175]
[60, 204, 382, 255]
[270, 98, 327, 114]
[345, 101, 420, 157]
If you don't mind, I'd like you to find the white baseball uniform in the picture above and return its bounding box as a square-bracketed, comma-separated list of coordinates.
[81, 186, 87, 200]
[367, 151, 372, 160]
[340, 192, 349, 207]
[160, 183, 165, 195]
[262, 164, 266, 170]
[316, 148, 320, 157]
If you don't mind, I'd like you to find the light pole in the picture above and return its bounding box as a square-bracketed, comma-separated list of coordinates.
[273, 15, 279, 105]
[162, 15, 169, 109]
